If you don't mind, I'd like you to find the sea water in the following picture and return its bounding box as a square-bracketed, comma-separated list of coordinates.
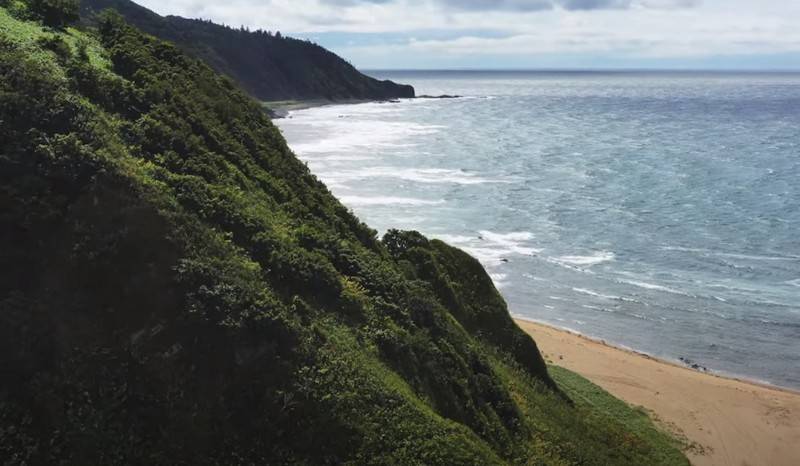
[276, 70, 800, 389]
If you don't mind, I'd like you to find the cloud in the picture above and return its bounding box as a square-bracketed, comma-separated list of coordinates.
[316, 0, 699, 11]
[558, 0, 630, 10]
[134, 0, 800, 69]
[437, 0, 552, 11]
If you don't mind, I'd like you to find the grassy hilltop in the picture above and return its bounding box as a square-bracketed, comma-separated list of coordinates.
[0, 2, 687, 464]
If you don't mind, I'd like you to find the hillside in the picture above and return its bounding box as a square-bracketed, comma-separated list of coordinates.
[0, 3, 686, 464]
[78, 0, 415, 102]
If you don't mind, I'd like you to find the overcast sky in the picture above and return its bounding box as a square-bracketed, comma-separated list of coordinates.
[137, 0, 800, 70]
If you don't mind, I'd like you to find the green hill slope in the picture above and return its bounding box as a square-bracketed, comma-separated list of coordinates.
[78, 0, 415, 102]
[0, 3, 687, 464]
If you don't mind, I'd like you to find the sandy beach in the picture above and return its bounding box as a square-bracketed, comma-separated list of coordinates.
[515, 318, 800, 466]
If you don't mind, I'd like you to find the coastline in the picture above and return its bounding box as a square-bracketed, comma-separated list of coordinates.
[265, 95, 458, 118]
[264, 98, 401, 118]
[515, 317, 800, 466]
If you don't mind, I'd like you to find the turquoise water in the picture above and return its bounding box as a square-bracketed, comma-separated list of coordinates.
[276, 71, 800, 389]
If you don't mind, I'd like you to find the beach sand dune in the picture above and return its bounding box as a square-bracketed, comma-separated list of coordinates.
[515, 319, 800, 466]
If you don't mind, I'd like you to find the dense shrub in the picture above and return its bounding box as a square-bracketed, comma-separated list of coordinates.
[27, 0, 78, 27]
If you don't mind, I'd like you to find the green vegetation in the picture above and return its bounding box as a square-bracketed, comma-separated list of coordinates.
[78, 0, 415, 101]
[549, 367, 689, 465]
[28, 0, 79, 27]
[0, 5, 687, 464]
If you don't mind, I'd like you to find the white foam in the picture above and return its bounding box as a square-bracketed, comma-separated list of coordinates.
[522, 273, 547, 282]
[429, 230, 541, 270]
[431, 234, 478, 244]
[553, 251, 616, 267]
[459, 246, 515, 265]
[784, 278, 800, 288]
[477, 231, 542, 256]
[661, 246, 800, 262]
[572, 288, 621, 300]
[338, 196, 445, 207]
[621, 279, 693, 297]
[278, 102, 446, 157]
[479, 231, 534, 242]
[323, 167, 511, 185]
[582, 304, 614, 313]
[305, 154, 377, 162]
[543, 257, 597, 274]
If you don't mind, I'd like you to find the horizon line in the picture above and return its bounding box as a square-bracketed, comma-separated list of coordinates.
[362, 67, 800, 73]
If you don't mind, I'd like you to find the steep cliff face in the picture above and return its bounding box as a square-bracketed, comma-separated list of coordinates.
[79, 0, 415, 101]
[0, 5, 686, 465]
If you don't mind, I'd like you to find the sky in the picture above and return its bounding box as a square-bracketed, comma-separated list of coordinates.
[137, 0, 800, 70]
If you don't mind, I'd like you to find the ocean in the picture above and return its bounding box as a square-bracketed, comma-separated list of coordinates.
[275, 70, 800, 390]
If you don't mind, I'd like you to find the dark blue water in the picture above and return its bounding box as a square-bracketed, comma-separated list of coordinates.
[277, 71, 800, 389]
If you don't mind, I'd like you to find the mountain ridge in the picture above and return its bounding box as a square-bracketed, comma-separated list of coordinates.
[79, 0, 415, 102]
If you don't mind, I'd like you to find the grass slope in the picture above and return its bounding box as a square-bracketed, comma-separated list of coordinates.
[549, 366, 689, 465]
[0, 5, 687, 465]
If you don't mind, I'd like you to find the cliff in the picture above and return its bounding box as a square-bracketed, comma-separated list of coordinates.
[0, 3, 685, 464]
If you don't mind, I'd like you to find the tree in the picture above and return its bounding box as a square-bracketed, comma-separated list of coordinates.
[27, 0, 80, 28]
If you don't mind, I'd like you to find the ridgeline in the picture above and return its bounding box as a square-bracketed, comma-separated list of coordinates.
[0, 1, 687, 464]
[79, 0, 415, 102]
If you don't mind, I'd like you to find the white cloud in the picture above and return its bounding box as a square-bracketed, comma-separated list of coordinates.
[136, 0, 800, 68]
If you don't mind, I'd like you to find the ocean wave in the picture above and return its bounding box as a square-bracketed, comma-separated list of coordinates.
[784, 278, 800, 288]
[489, 273, 508, 288]
[323, 167, 512, 185]
[428, 230, 542, 270]
[478, 231, 538, 249]
[543, 257, 597, 274]
[620, 279, 695, 297]
[280, 107, 445, 155]
[290, 138, 417, 155]
[462, 245, 539, 266]
[338, 196, 445, 207]
[431, 234, 477, 244]
[303, 154, 377, 162]
[661, 246, 800, 262]
[479, 231, 531, 241]
[582, 304, 614, 313]
[522, 273, 547, 282]
[745, 317, 800, 329]
[572, 288, 621, 300]
[553, 251, 616, 267]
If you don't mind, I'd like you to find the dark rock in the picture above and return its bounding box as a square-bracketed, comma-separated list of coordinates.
[418, 94, 463, 99]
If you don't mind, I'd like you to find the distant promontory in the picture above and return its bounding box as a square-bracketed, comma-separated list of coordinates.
[80, 0, 415, 102]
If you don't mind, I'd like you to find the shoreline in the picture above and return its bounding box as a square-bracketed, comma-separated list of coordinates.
[515, 316, 800, 396]
[264, 97, 408, 118]
[265, 95, 462, 118]
[263, 99, 373, 118]
[515, 317, 800, 466]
